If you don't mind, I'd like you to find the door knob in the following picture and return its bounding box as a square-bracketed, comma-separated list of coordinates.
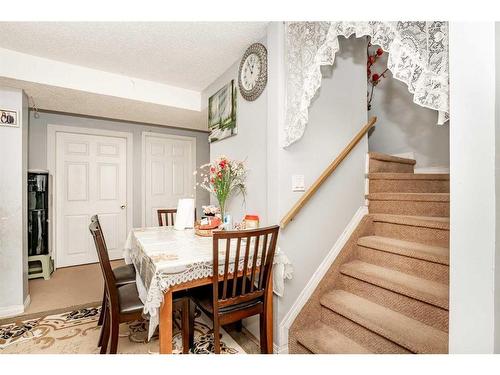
[120, 204, 127, 209]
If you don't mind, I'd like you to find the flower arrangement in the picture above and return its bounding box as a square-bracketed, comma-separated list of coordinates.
[367, 41, 389, 111]
[195, 155, 247, 220]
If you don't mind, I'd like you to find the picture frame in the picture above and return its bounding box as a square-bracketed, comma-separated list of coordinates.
[208, 80, 237, 143]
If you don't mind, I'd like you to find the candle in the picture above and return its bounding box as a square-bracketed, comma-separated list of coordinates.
[244, 215, 259, 229]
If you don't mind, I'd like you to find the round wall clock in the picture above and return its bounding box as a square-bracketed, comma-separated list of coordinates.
[238, 43, 268, 101]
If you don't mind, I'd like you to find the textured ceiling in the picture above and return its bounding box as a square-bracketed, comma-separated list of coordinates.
[0, 77, 207, 131]
[0, 22, 268, 91]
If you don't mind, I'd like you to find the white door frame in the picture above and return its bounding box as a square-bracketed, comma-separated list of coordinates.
[47, 124, 134, 269]
[141, 131, 197, 227]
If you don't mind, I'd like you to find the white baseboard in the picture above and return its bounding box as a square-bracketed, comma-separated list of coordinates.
[414, 166, 450, 174]
[274, 343, 289, 354]
[0, 305, 24, 318]
[389, 152, 450, 174]
[0, 295, 31, 319]
[24, 294, 31, 311]
[391, 151, 416, 160]
[277, 205, 368, 350]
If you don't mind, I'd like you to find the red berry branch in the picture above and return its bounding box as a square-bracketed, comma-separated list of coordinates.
[367, 41, 389, 110]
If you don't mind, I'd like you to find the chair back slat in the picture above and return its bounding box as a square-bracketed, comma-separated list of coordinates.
[258, 234, 269, 290]
[212, 225, 280, 310]
[89, 217, 119, 308]
[157, 209, 176, 226]
[249, 235, 260, 293]
[240, 237, 251, 295]
[231, 237, 242, 298]
[157, 208, 197, 226]
[222, 238, 231, 300]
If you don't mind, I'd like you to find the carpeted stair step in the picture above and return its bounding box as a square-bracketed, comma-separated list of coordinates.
[296, 321, 371, 354]
[340, 260, 449, 309]
[368, 152, 416, 173]
[355, 236, 448, 283]
[371, 214, 449, 247]
[368, 173, 449, 193]
[358, 235, 449, 265]
[320, 290, 448, 353]
[367, 192, 449, 217]
[319, 304, 411, 353]
[337, 275, 449, 332]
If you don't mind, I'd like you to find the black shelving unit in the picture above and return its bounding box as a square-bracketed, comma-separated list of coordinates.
[28, 171, 53, 279]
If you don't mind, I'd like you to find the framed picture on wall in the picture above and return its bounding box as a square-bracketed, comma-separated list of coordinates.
[208, 80, 237, 143]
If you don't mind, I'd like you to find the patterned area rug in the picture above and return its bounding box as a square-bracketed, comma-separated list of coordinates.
[0, 306, 245, 354]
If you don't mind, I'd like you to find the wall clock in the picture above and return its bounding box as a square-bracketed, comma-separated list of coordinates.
[238, 43, 267, 101]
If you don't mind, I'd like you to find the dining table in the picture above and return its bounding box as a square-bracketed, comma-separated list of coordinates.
[123, 225, 292, 354]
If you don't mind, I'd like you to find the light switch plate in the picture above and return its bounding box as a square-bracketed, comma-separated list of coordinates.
[292, 174, 305, 192]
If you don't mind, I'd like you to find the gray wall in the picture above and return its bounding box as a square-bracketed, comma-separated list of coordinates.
[201, 38, 268, 225]
[276, 36, 368, 343]
[28, 111, 210, 227]
[368, 53, 450, 169]
[0, 87, 29, 315]
[201, 34, 368, 346]
[201, 37, 268, 336]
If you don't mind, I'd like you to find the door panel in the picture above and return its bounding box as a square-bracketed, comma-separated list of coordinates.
[144, 135, 195, 227]
[56, 131, 128, 267]
[64, 214, 89, 256]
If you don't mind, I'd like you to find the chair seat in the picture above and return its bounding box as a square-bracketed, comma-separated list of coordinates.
[191, 284, 263, 315]
[113, 264, 136, 286]
[117, 283, 144, 314]
[117, 284, 191, 315]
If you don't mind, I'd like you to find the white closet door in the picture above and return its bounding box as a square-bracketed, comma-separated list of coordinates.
[55, 132, 128, 267]
[143, 134, 195, 227]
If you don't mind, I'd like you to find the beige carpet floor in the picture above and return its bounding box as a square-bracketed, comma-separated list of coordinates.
[24, 260, 124, 317]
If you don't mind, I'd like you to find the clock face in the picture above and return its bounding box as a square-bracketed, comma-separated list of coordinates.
[241, 53, 261, 91]
[238, 43, 267, 101]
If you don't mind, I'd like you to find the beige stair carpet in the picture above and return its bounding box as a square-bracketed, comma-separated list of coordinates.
[288, 152, 450, 354]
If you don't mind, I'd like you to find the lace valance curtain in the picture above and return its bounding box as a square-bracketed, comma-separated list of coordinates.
[284, 21, 449, 148]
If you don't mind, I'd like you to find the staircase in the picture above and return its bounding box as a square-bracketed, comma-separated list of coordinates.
[289, 152, 450, 354]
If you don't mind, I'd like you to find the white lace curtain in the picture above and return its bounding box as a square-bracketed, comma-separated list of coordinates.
[284, 21, 449, 148]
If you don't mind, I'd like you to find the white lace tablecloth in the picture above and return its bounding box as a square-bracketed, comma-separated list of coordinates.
[123, 226, 293, 339]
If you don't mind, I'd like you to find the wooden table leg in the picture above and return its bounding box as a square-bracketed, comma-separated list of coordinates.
[159, 290, 173, 354]
[265, 277, 274, 354]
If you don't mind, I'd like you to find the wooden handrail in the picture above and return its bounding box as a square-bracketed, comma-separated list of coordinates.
[280, 117, 377, 228]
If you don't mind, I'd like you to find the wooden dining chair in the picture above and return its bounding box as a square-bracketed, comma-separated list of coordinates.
[191, 225, 279, 354]
[89, 220, 195, 354]
[90, 215, 136, 346]
[157, 208, 197, 226]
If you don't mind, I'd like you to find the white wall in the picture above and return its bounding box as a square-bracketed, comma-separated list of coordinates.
[496, 21, 500, 355]
[448, 22, 499, 354]
[368, 50, 450, 170]
[28, 111, 210, 227]
[201, 39, 269, 225]
[0, 87, 29, 317]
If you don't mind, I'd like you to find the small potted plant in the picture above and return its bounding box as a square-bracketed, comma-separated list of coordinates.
[195, 155, 247, 225]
